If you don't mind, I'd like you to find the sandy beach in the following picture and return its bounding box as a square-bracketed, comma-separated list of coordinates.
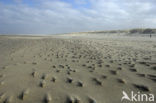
[0, 34, 156, 103]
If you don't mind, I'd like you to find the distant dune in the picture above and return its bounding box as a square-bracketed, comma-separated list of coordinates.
[66, 28, 156, 36]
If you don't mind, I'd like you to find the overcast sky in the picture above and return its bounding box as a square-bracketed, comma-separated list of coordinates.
[0, 0, 156, 34]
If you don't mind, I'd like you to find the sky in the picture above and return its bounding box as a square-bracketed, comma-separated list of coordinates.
[0, 0, 156, 34]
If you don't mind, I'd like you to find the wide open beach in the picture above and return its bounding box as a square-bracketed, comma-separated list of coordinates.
[0, 33, 156, 103]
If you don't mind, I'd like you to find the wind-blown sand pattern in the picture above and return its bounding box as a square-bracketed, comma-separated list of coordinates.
[0, 34, 156, 103]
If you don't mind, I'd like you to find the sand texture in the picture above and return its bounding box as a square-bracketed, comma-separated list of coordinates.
[0, 35, 156, 103]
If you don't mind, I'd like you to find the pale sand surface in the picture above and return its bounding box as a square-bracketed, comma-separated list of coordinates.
[0, 34, 156, 103]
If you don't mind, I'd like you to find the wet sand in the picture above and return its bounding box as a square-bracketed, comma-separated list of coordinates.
[0, 34, 156, 103]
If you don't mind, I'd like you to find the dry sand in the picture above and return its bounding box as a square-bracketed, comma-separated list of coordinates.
[0, 34, 156, 103]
